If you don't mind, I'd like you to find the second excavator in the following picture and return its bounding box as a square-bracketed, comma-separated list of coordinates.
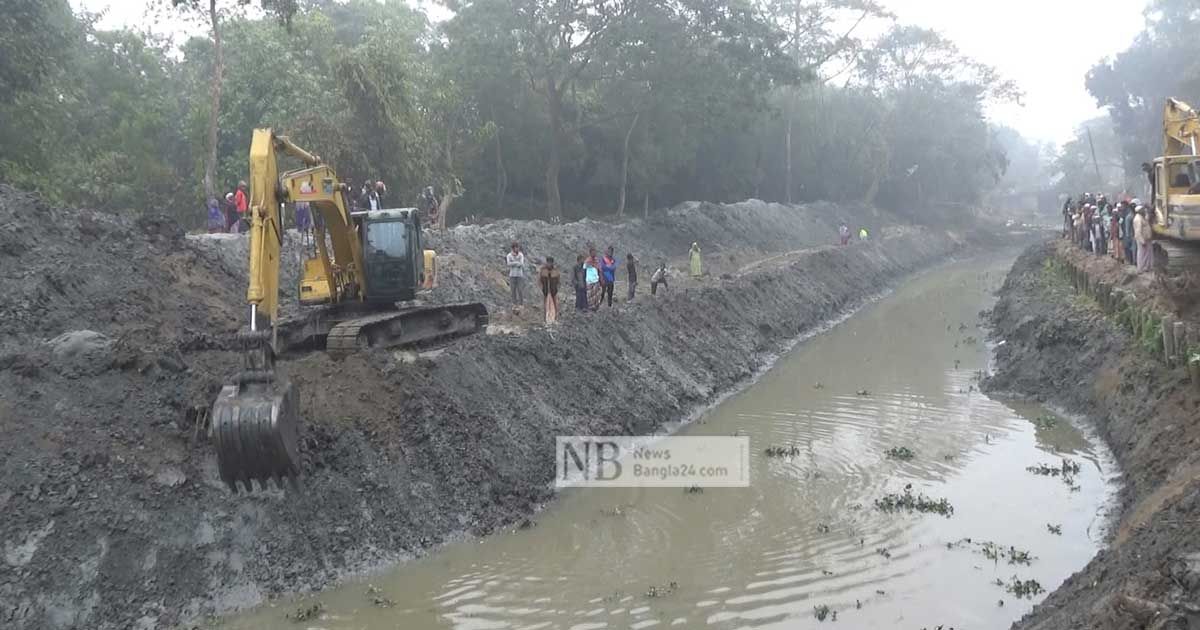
[209, 129, 488, 492]
[1148, 98, 1200, 241]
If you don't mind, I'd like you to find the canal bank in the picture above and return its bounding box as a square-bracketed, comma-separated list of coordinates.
[985, 240, 1200, 630]
[220, 252, 1119, 629]
[1, 192, 1027, 629]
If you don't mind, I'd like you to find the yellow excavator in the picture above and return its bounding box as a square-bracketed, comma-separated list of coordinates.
[1148, 98, 1200, 240]
[209, 129, 487, 492]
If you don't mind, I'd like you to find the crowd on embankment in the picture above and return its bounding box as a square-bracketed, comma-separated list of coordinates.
[1060, 192, 1156, 273]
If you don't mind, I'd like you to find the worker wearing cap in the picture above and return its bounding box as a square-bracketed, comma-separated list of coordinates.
[1134, 205, 1154, 273]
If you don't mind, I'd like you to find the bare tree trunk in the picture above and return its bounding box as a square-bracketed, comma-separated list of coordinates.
[439, 120, 453, 231]
[493, 113, 507, 213]
[643, 192, 649, 220]
[617, 112, 639, 217]
[785, 96, 794, 204]
[438, 190, 456, 231]
[783, 0, 803, 205]
[544, 83, 564, 220]
[864, 143, 889, 206]
[203, 0, 223, 202]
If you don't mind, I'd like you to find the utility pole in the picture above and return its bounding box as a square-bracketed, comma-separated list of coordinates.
[1085, 126, 1103, 187]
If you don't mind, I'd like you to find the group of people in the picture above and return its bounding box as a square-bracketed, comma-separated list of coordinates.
[504, 241, 703, 324]
[207, 177, 411, 234]
[1061, 193, 1155, 273]
[837, 222, 870, 245]
[206, 181, 249, 233]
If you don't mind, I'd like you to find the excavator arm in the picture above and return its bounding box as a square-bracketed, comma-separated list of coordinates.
[212, 129, 362, 492]
[246, 129, 365, 326]
[1164, 98, 1200, 157]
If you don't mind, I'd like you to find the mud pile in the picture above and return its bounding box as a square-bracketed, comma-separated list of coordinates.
[422, 199, 888, 306]
[1, 184, 1000, 629]
[985, 241, 1200, 630]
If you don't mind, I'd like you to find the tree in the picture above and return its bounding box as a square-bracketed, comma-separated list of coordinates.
[1086, 0, 1200, 180]
[167, 0, 299, 202]
[445, 0, 641, 220]
[766, 0, 890, 203]
[848, 25, 1019, 208]
[0, 0, 74, 104]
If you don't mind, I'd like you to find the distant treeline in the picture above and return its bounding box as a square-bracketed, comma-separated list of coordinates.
[1, 0, 1041, 226]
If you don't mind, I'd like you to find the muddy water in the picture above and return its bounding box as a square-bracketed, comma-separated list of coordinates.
[223, 254, 1118, 629]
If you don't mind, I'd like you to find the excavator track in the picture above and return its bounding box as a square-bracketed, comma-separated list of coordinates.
[326, 302, 489, 358]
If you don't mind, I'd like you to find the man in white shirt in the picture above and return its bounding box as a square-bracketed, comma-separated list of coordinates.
[506, 241, 527, 306]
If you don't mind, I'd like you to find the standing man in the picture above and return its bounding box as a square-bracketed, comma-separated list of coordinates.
[600, 247, 618, 307]
[585, 249, 602, 311]
[689, 242, 703, 278]
[374, 180, 387, 209]
[506, 242, 527, 307]
[626, 252, 638, 302]
[1109, 206, 1121, 260]
[223, 192, 237, 232]
[420, 186, 440, 225]
[1134, 205, 1154, 273]
[539, 257, 560, 324]
[651, 261, 669, 296]
[206, 197, 224, 233]
[572, 255, 588, 311]
[234, 181, 249, 233]
[1062, 197, 1073, 239]
[1124, 201, 1138, 264]
[839, 223, 851, 246]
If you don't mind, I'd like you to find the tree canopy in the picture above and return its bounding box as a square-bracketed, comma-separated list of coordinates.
[0, 0, 1033, 225]
[1078, 0, 1200, 194]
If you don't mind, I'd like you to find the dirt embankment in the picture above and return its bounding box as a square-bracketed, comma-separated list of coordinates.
[1, 184, 1008, 629]
[985, 240, 1200, 630]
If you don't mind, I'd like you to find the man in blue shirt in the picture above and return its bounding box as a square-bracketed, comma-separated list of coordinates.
[600, 246, 618, 307]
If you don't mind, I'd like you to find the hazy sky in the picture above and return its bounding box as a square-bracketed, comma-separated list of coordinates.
[76, 0, 1148, 145]
[879, 0, 1147, 145]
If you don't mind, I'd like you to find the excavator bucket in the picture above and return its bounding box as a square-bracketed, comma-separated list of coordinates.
[210, 376, 301, 492]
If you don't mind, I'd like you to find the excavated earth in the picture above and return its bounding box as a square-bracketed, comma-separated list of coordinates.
[985, 240, 1200, 630]
[0, 183, 1015, 629]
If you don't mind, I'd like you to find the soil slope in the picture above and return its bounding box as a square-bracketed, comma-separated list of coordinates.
[985, 241, 1200, 630]
[1, 184, 1003, 629]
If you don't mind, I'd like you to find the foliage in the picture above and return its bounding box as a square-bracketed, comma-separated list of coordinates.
[1141, 316, 1164, 355]
[1000, 576, 1044, 599]
[874, 488, 954, 516]
[1084, 0, 1200, 187]
[1032, 415, 1058, 430]
[1050, 116, 1131, 195]
[0, 0, 1037, 227]
[0, 0, 75, 103]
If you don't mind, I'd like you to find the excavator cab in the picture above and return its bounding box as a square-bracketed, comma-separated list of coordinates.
[360, 209, 425, 303]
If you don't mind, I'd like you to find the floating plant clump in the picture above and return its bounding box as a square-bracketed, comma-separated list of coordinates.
[874, 488, 954, 516]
